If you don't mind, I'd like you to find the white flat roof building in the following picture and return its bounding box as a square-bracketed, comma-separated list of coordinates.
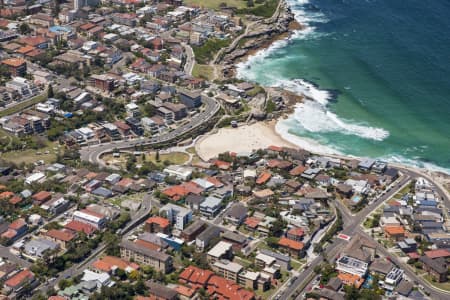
[208, 241, 232, 259]
[163, 165, 192, 181]
[25, 172, 46, 184]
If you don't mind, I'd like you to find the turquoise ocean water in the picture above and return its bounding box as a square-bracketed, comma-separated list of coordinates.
[237, 0, 450, 173]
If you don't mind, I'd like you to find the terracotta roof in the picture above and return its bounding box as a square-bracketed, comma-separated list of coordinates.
[175, 285, 196, 297]
[0, 191, 14, 199]
[18, 36, 48, 47]
[9, 218, 26, 230]
[1, 229, 17, 239]
[163, 185, 190, 199]
[384, 226, 406, 236]
[46, 229, 76, 242]
[424, 249, 450, 259]
[5, 269, 34, 288]
[134, 239, 161, 251]
[213, 160, 231, 170]
[290, 165, 307, 176]
[65, 220, 96, 235]
[145, 216, 170, 228]
[244, 217, 261, 229]
[16, 45, 35, 54]
[92, 256, 138, 272]
[32, 191, 52, 202]
[337, 272, 364, 289]
[206, 176, 223, 188]
[278, 237, 304, 251]
[49, 296, 67, 300]
[9, 195, 22, 205]
[1, 57, 26, 67]
[287, 227, 305, 237]
[256, 172, 271, 185]
[268, 145, 283, 152]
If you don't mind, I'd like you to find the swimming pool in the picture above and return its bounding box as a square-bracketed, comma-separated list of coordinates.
[352, 195, 362, 203]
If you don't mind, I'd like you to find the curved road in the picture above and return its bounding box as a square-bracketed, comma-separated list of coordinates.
[80, 96, 220, 165]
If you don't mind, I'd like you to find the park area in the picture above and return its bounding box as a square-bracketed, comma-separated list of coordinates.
[102, 151, 190, 169]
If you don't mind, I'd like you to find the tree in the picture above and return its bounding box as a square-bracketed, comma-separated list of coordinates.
[18, 23, 31, 34]
[247, 0, 254, 7]
[155, 150, 160, 162]
[47, 84, 54, 98]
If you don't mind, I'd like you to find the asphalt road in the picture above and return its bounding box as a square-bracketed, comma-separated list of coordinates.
[277, 174, 413, 300]
[79, 95, 220, 165]
[183, 43, 195, 75]
[281, 171, 450, 300]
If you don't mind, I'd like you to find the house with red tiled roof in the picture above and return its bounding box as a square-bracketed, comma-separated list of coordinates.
[424, 249, 450, 259]
[4, 269, 36, 292]
[0, 191, 14, 199]
[45, 229, 76, 249]
[289, 165, 307, 176]
[9, 195, 23, 205]
[64, 220, 97, 236]
[32, 191, 52, 204]
[163, 185, 190, 201]
[286, 227, 305, 242]
[278, 237, 305, 258]
[213, 160, 231, 170]
[17, 36, 49, 49]
[244, 217, 261, 231]
[179, 265, 255, 300]
[267, 145, 283, 153]
[384, 225, 406, 241]
[144, 216, 170, 234]
[91, 256, 139, 274]
[256, 172, 271, 185]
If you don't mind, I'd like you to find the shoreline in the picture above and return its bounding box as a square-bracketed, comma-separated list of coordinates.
[195, 120, 450, 196]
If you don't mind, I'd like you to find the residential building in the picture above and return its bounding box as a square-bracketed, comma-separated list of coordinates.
[146, 281, 178, 300]
[181, 219, 207, 241]
[336, 255, 368, 277]
[212, 260, 243, 282]
[224, 204, 247, 225]
[73, 209, 107, 229]
[120, 240, 172, 273]
[199, 196, 222, 218]
[144, 216, 170, 234]
[207, 241, 233, 264]
[178, 89, 202, 108]
[1, 58, 26, 76]
[159, 203, 192, 230]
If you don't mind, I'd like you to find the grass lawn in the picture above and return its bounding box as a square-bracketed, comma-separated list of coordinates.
[393, 184, 411, 199]
[0, 140, 61, 164]
[424, 275, 450, 291]
[184, 0, 254, 10]
[0, 93, 47, 117]
[103, 151, 190, 169]
[291, 259, 303, 270]
[147, 152, 189, 165]
[192, 64, 215, 80]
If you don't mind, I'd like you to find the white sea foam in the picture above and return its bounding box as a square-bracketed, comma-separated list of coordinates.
[238, 0, 390, 143]
[380, 155, 450, 175]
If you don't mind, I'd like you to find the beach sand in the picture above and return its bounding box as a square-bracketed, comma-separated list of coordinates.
[196, 119, 450, 197]
[195, 120, 296, 161]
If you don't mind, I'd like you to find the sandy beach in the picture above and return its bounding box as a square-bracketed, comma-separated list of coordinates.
[195, 119, 450, 197]
[195, 120, 296, 161]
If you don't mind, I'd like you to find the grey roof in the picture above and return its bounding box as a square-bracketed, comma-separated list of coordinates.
[369, 258, 393, 275]
[196, 224, 221, 242]
[396, 279, 413, 296]
[182, 219, 206, 236]
[222, 231, 247, 244]
[185, 194, 205, 206]
[226, 204, 247, 219]
[260, 249, 291, 263]
[119, 240, 170, 262]
[91, 187, 113, 197]
[138, 232, 168, 248]
[24, 238, 59, 257]
[326, 277, 342, 291]
[419, 256, 447, 274]
[146, 281, 177, 299]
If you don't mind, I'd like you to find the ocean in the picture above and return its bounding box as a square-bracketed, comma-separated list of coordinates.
[237, 0, 450, 174]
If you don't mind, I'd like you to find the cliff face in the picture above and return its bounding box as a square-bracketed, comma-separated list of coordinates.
[218, 0, 296, 70]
